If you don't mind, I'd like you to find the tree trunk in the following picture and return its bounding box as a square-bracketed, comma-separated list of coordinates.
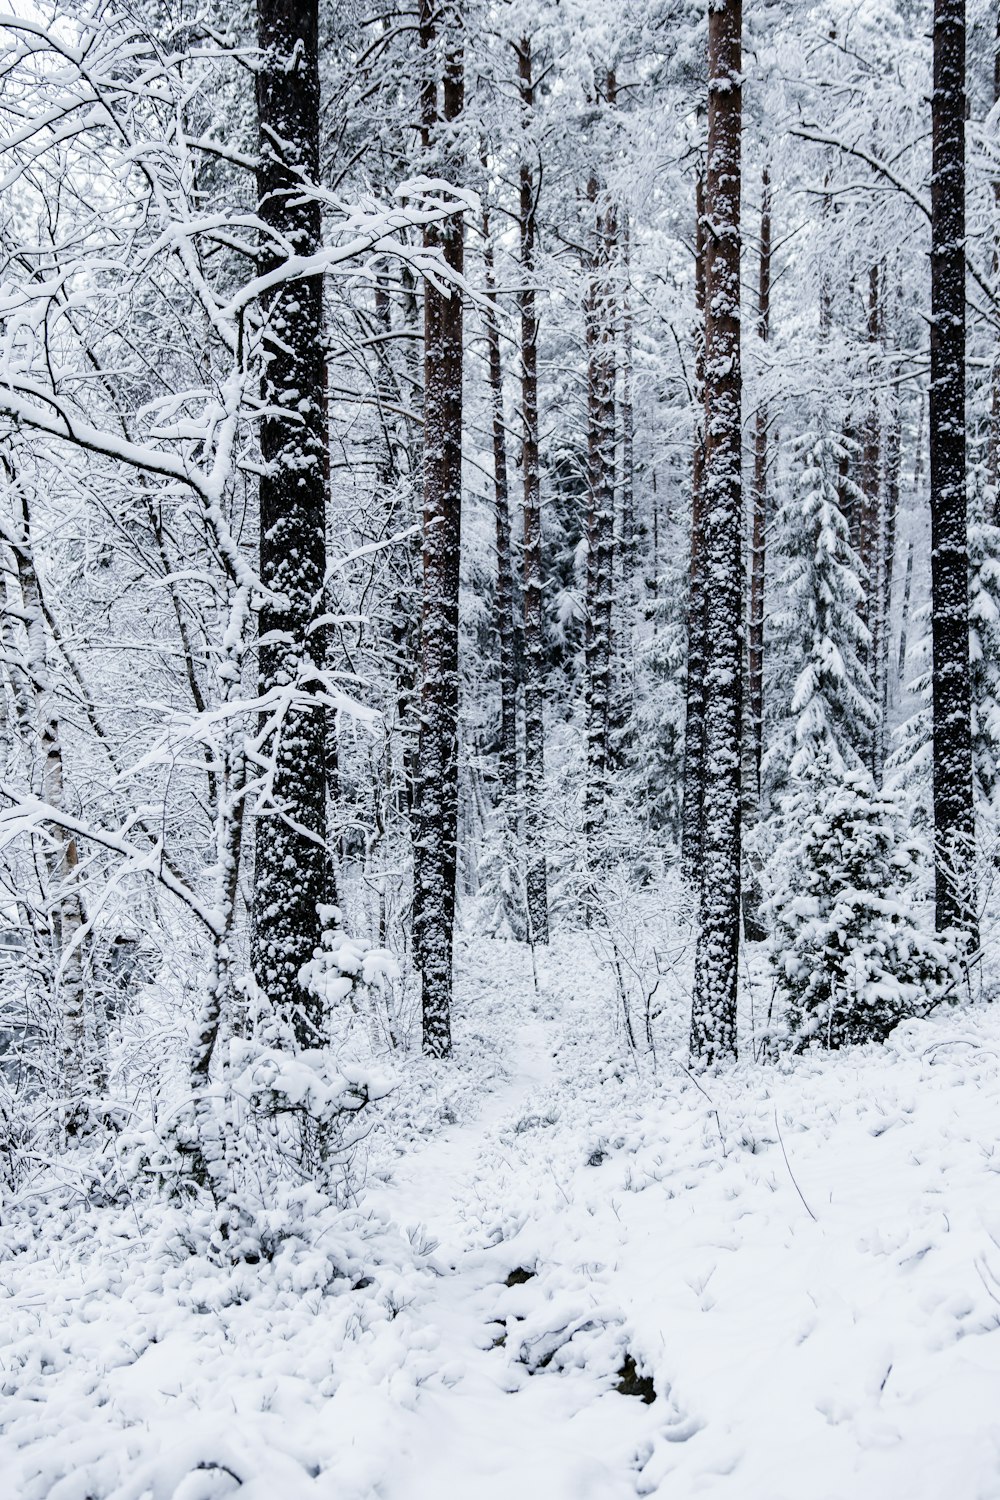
[898, 405, 922, 688]
[681, 172, 707, 890]
[859, 263, 882, 644]
[385, 266, 423, 824]
[748, 163, 771, 807]
[482, 191, 518, 816]
[690, 0, 743, 1065]
[990, 5, 1000, 518]
[860, 263, 888, 784]
[252, 0, 329, 1046]
[615, 211, 637, 735]
[584, 144, 617, 867]
[840, 424, 858, 554]
[517, 35, 549, 945]
[897, 536, 915, 685]
[930, 0, 977, 944]
[413, 1, 465, 1054]
[9, 488, 93, 1126]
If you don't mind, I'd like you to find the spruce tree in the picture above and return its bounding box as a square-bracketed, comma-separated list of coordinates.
[773, 431, 875, 780]
[769, 763, 957, 1050]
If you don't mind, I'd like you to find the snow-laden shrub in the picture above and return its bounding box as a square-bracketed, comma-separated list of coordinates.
[229, 1039, 392, 1193]
[299, 904, 403, 1048]
[124, 911, 400, 1247]
[300, 906, 398, 1004]
[768, 764, 958, 1049]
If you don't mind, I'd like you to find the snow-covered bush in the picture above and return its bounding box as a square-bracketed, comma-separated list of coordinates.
[768, 764, 958, 1049]
[216, 911, 398, 1194]
[125, 911, 400, 1250]
[299, 905, 402, 1046]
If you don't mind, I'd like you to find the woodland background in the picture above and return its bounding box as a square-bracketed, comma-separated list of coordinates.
[0, 0, 998, 1331]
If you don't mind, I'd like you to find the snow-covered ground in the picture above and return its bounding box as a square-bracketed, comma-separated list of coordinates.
[4, 938, 1000, 1499]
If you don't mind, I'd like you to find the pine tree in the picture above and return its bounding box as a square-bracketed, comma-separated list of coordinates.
[773, 431, 875, 780]
[748, 163, 771, 809]
[583, 145, 617, 868]
[481, 185, 518, 823]
[681, 171, 707, 892]
[251, 0, 329, 1047]
[929, 0, 977, 944]
[690, 0, 743, 1067]
[517, 33, 550, 946]
[769, 762, 957, 1050]
[413, 0, 466, 1056]
[968, 494, 1000, 806]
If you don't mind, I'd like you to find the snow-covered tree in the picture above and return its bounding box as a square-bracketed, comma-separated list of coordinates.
[968, 501, 1000, 806]
[770, 431, 875, 784]
[768, 762, 958, 1050]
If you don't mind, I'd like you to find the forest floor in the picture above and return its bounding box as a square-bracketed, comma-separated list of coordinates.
[4, 937, 1000, 1498]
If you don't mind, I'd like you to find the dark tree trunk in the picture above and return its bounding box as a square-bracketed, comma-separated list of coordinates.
[517, 35, 549, 945]
[413, 1, 465, 1055]
[391, 262, 424, 822]
[859, 263, 882, 644]
[819, 172, 833, 338]
[840, 425, 858, 554]
[584, 154, 617, 867]
[252, 0, 329, 1046]
[930, 0, 977, 944]
[748, 163, 771, 808]
[681, 172, 707, 891]
[691, 0, 742, 1066]
[990, 7, 1000, 517]
[482, 193, 518, 816]
[897, 535, 915, 685]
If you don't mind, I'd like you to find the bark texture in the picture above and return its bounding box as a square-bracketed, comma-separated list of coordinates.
[930, 0, 977, 943]
[690, 0, 743, 1065]
[251, 0, 329, 1046]
[413, 3, 465, 1054]
[748, 164, 771, 806]
[584, 150, 617, 866]
[990, 6, 1000, 515]
[517, 35, 549, 944]
[482, 194, 518, 817]
[681, 173, 707, 890]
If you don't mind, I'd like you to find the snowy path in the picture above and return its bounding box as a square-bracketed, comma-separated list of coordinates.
[367, 998, 661, 1500]
[5, 964, 1000, 1499]
[372, 1006, 559, 1248]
